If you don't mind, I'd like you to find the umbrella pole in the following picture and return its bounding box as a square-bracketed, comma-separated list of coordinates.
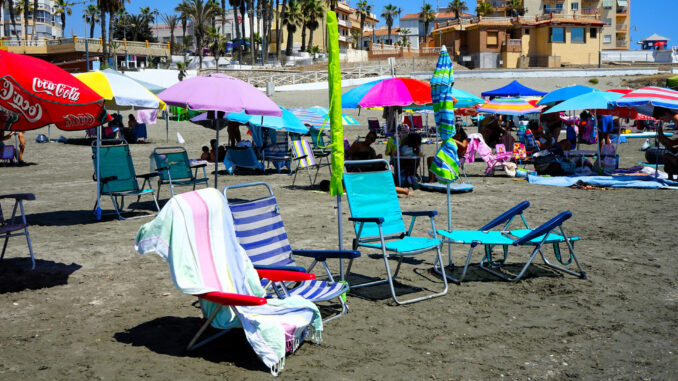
[446, 182, 453, 267]
[595, 109, 602, 174]
[165, 110, 169, 142]
[395, 108, 401, 187]
[214, 118, 219, 189]
[337, 194, 344, 281]
[95, 124, 102, 220]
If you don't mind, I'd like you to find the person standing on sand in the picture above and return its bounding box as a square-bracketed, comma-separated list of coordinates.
[653, 107, 678, 180]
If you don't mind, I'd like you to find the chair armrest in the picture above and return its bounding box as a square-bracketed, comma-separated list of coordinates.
[348, 217, 384, 223]
[293, 250, 361, 259]
[0, 193, 35, 201]
[190, 163, 207, 169]
[402, 210, 437, 217]
[479, 201, 530, 231]
[293, 155, 308, 161]
[197, 291, 267, 306]
[513, 211, 572, 246]
[256, 269, 316, 282]
[137, 171, 162, 179]
[254, 264, 307, 273]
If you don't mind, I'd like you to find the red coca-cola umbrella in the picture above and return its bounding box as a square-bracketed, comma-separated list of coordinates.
[0, 50, 108, 131]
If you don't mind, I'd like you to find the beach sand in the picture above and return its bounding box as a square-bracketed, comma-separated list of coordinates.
[1, 76, 677, 379]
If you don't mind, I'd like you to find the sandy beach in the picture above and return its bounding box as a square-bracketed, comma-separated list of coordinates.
[1, 76, 677, 380]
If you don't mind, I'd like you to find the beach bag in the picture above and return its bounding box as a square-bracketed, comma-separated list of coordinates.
[36, 134, 48, 143]
[533, 151, 557, 174]
[600, 144, 618, 171]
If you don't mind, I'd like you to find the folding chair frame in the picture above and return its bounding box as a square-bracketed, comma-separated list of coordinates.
[0, 193, 36, 269]
[151, 146, 209, 198]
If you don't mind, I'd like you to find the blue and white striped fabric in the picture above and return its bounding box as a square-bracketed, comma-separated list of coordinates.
[228, 195, 348, 303]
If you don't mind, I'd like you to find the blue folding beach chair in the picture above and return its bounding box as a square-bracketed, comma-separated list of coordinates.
[224, 182, 360, 322]
[151, 146, 209, 198]
[224, 146, 264, 173]
[436, 204, 586, 283]
[92, 139, 161, 220]
[261, 130, 292, 173]
[342, 159, 448, 305]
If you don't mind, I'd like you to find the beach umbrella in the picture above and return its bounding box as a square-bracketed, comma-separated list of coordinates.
[342, 77, 432, 186]
[477, 98, 543, 116]
[308, 106, 360, 127]
[405, 88, 483, 111]
[0, 50, 108, 132]
[75, 70, 166, 110]
[158, 73, 282, 188]
[289, 108, 327, 129]
[191, 106, 308, 143]
[543, 91, 622, 114]
[537, 85, 596, 106]
[612, 86, 678, 116]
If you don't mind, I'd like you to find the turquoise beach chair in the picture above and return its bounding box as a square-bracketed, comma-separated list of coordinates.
[92, 139, 161, 220]
[150, 146, 209, 198]
[224, 182, 360, 322]
[342, 159, 448, 305]
[436, 204, 586, 283]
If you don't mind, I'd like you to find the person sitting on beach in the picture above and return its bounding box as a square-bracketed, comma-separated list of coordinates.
[347, 131, 382, 160]
[208, 139, 217, 162]
[480, 115, 504, 147]
[653, 107, 678, 180]
[200, 146, 210, 161]
[398, 133, 423, 187]
[122, 114, 138, 142]
[0, 130, 26, 164]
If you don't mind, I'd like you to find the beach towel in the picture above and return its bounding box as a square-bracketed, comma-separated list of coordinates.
[134, 188, 322, 374]
[137, 109, 158, 125]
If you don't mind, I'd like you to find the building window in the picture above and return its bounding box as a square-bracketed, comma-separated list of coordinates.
[604, 18, 612, 26]
[550, 27, 565, 43]
[604, 34, 612, 43]
[571, 2, 579, 10]
[486, 31, 499, 46]
[590, 28, 597, 39]
[524, 28, 530, 35]
[571, 28, 585, 43]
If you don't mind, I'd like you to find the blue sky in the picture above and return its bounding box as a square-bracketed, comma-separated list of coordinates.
[67, 0, 677, 50]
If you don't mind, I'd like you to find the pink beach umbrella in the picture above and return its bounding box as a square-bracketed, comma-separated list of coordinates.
[158, 73, 282, 188]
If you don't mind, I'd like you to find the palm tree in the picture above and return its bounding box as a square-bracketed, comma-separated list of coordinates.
[281, 0, 301, 56]
[355, 0, 371, 50]
[276, 0, 286, 59]
[175, 1, 189, 50]
[419, 2, 435, 45]
[476, 1, 493, 17]
[324, 0, 337, 12]
[228, 0, 243, 62]
[31, 0, 37, 39]
[53, 0, 72, 38]
[4, 0, 17, 40]
[304, 0, 323, 51]
[139, 6, 158, 26]
[380, 3, 400, 45]
[505, 0, 524, 17]
[246, 0, 254, 64]
[399, 27, 410, 46]
[207, 26, 226, 71]
[83, 4, 100, 38]
[14, 0, 31, 41]
[180, 0, 220, 69]
[160, 13, 178, 53]
[448, 0, 467, 20]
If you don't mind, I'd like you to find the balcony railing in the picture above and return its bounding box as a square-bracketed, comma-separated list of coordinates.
[616, 40, 627, 47]
[508, 39, 522, 45]
[616, 24, 628, 31]
[581, 8, 599, 15]
[543, 8, 564, 14]
[616, 7, 628, 14]
[337, 19, 352, 28]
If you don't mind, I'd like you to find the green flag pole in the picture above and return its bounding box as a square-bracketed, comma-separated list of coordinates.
[326, 11, 345, 278]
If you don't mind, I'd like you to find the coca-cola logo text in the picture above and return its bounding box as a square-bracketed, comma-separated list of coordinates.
[32, 78, 81, 102]
[0, 78, 43, 123]
[63, 113, 95, 128]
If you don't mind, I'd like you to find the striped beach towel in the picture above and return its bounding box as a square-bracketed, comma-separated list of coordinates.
[134, 188, 322, 374]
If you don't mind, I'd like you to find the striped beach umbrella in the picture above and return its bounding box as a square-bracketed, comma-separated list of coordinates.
[289, 108, 326, 129]
[613, 86, 678, 115]
[308, 106, 360, 127]
[477, 98, 543, 116]
[429, 46, 460, 185]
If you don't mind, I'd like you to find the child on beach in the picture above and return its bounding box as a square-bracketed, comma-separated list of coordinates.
[200, 146, 210, 161]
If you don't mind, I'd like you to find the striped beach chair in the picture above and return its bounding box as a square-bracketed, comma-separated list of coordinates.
[224, 182, 360, 322]
[291, 139, 325, 187]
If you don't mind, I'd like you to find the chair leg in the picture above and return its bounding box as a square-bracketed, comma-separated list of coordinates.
[434, 243, 476, 284]
[305, 166, 313, 186]
[19, 201, 35, 270]
[1, 234, 9, 261]
[186, 305, 229, 351]
[386, 246, 448, 305]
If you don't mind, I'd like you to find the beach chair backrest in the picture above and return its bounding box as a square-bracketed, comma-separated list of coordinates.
[93, 142, 140, 194]
[227, 195, 295, 267]
[152, 147, 193, 181]
[1, 145, 15, 164]
[496, 144, 507, 154]
[291, 139, 316, 168]
[264, 130, 289, 158]
[343, 162, 406, 239]
[309, 127, 327, 149]
[367, 118, 380, 135]
[412, 115, 423, 130]
[226, 146, 262, 170]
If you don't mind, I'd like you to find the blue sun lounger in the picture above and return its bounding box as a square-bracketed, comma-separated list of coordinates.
[224, 182, 360, 322]
[343, 159, 448, 305]
[436, 205, 586, 283]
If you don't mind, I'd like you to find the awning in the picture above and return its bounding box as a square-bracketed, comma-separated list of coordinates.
[617, 0, 628, 6]
[602, 0, 614, 8]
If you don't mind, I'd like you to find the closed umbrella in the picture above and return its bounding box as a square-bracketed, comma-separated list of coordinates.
[158, 73, 281, 188]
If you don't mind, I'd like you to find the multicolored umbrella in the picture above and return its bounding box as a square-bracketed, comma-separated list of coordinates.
[191, 106, 308, 134]
[429, 45, 460, 182]
[341, 77, 432, 108]
[0, 50, 108, 132]
[75, 70, 166, 110]
[477, 98, 543, 116]
[289, 108, 326, 129]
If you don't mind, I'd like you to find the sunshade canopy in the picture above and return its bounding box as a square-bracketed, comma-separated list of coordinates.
[477, 98, 543, 116]
[191, 107, 308, 134]
[481, 80, 547, 98]
[613, 86, 678, 115]
[342, 77, 432, 108]
[544, 91, 622, 113]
